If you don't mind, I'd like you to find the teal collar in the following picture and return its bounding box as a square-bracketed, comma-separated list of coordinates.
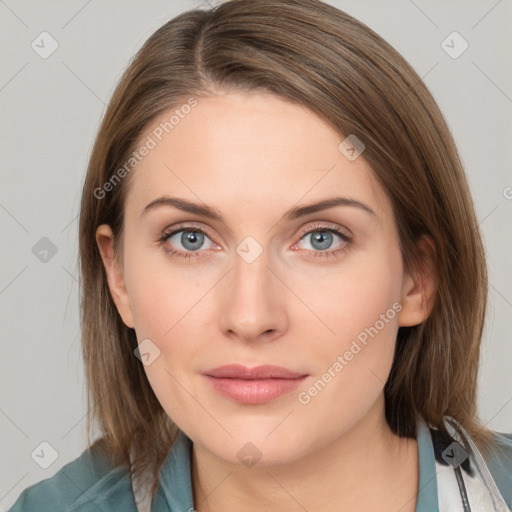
[415, 414, 440, 512]
[157, 415, 439, 512]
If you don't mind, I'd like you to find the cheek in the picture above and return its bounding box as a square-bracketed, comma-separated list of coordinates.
[294, 289, 400, 443]
[126, 266, 207, 429]
[293, 247, 403, 346]
[125, 255, 207, 375]
[124, 244, 201, 340]
[293, 247, 402, 398]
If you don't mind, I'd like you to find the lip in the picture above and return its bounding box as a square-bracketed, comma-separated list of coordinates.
[203, 364, 309, 404]
[203, 364, 307, 380]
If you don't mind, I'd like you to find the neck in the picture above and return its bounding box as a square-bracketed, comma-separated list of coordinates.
[191, 397, 419, 512]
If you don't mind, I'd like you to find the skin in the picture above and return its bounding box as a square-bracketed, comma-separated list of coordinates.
[96, 89, 436, 512]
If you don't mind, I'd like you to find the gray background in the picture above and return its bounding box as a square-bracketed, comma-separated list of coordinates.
[1, 0, 511, 509]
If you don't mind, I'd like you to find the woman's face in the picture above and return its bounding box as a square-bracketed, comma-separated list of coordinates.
[97, 90, 429, 465]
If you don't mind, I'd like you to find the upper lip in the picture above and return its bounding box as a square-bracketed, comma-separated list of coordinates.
[203, 364, 307, 380]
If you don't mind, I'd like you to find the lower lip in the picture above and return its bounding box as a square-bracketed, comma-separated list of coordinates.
[203, 375, 307, 404]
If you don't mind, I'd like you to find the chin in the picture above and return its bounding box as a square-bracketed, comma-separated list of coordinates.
[195, 423, 312, 467]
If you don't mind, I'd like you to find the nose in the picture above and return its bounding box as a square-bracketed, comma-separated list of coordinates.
[218, 246, 289, 343]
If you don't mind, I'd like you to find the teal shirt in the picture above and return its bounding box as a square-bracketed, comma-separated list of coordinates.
[7, 416, 512, 511]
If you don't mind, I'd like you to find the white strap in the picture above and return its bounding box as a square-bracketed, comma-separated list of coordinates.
[438, 416, 509, 512]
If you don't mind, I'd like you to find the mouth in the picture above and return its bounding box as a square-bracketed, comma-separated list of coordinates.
[202, 364, 309, 404]
[203, 375, 308, 404]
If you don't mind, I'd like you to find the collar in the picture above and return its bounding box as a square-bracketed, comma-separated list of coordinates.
[157, 415, 439, 512]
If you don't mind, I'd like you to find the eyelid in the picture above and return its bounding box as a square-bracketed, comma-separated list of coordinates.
[161, 220, 351, 244]
[161, 221, 216, 240]
[296, 221, 352, 238]
[158, 219, 354, 266]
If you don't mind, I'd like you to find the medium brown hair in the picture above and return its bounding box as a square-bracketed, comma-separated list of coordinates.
[78, 0, 495, 503]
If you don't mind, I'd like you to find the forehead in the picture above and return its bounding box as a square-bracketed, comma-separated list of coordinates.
[124, 91, 389, 224]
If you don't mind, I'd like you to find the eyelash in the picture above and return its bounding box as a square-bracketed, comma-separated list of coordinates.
[157, 222, 352, 261]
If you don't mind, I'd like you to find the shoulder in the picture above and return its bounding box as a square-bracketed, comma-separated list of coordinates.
[7, 443, 137, 512]
[483, 429, 512, 508]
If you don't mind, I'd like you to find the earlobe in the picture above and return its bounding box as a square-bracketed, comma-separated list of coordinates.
[95, 224, 135, 329]
[398, 236, 437, 327]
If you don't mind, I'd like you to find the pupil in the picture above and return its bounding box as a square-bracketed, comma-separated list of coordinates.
[313, 231, 332, 250]
[183, 231, 203, 251]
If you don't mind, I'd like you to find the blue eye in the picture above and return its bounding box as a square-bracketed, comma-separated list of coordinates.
[296, 227, 352, 260]
[158, 223, 352, 261]
[301, 229, 342, 251]
[159, 228, 214, 260]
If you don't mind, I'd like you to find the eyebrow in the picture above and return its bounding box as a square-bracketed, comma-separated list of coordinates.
[140, 196, 376, 222]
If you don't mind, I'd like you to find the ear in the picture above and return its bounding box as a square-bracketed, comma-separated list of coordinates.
[398, 235, 437, 327]
[95, 224, 135, 329]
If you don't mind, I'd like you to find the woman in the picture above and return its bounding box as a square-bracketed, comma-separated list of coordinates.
[8, 0, 512, 511]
